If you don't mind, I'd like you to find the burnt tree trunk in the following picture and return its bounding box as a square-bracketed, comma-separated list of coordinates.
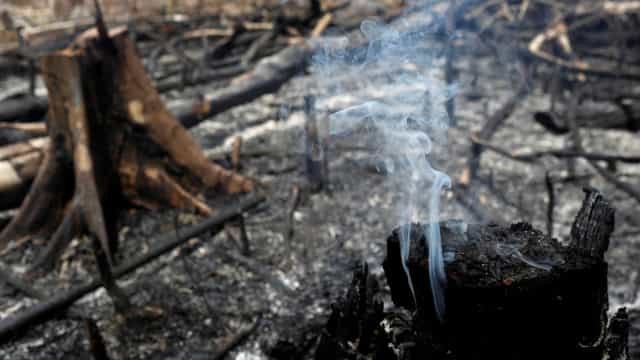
[0, 25, 253, 306]
[316, 188, 626, 360]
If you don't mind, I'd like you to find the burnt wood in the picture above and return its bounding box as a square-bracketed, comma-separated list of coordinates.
[317, 189, 626, 359]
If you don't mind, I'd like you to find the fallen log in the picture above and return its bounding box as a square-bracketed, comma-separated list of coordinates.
[0, 193, 264, 344]
[534, 102, 640, 134]
[0, 57, 29, 75]
[459, 81, 527, 185]
[177, 43, 310, 128]
[317, 188, 626, 359]
[0, 95, 48, 123]
[469, 133, 640, 164]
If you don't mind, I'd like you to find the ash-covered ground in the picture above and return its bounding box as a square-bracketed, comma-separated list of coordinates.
[1, 7, 639, 360]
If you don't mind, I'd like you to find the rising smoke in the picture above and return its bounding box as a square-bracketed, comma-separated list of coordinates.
[311, 1, 456, 321]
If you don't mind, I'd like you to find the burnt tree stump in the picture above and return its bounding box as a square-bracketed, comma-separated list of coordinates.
[0, 19, 253, 309]
[316, 188, 626, 359]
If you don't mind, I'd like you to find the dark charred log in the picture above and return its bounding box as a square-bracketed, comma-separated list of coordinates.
[0, 95, 48, 123]
[534, 102, 640, 134]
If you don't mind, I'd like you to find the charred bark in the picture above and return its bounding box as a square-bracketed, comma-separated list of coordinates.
[317, 189, 625, 360]
[315, 263, 388, 360]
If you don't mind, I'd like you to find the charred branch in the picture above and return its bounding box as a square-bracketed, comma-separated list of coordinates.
[534, 103, 640, 134]
[462, 82, 527, 184]
[178, 44, 310, 128]
[0, 95, 48, 123]
[545, 171, 555, 238]
[469, 133, 640, 164]
[304, 95, 328, 192]
[84, 318, 111, 360]
[0, 193, 263, 344]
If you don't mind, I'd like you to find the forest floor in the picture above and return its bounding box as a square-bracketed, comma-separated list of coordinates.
[0, 3, 639, 359]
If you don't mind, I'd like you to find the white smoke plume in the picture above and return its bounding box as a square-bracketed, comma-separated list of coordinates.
[311, 1, 456, 321]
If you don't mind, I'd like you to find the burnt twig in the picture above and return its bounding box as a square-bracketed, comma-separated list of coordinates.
[462, 82, 527, 184]
[545, 171, 555, 238]
[589, 160, 640, 203]
[224, 215, 251, 256]
[284, 183, 301, 244]
[212, 315, 261, 360]
[84, 318, 111, 360]
[304, 95, 328, 191]
[231, 136, 242, 171]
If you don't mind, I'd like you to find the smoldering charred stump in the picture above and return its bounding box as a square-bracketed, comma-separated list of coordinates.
[318, 189, 624, 359]
[385, 220, 610, 360]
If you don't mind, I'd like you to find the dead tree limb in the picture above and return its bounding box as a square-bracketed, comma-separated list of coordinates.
[589, 160, 640, 203]
[178, 44, 310, 128]
[283, 183, 301, 244]
[212, 315, 261, 360]
[0, 95, 48, 123]
[468, 134, 640, 164]
[84, 318, 111, 360]
[545, 171, 555, 238]
[304, 95, 328, 191]
[0, 193, 264, 344]
[533, 103, 640, 134]
[0, 40, 301, 126]
[460, 83, 527, 185]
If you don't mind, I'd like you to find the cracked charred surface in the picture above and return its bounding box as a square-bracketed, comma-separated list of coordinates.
[318, 217, 616, 360]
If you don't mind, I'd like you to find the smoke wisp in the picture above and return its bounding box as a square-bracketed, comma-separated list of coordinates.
[311, 2, 456, 321]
